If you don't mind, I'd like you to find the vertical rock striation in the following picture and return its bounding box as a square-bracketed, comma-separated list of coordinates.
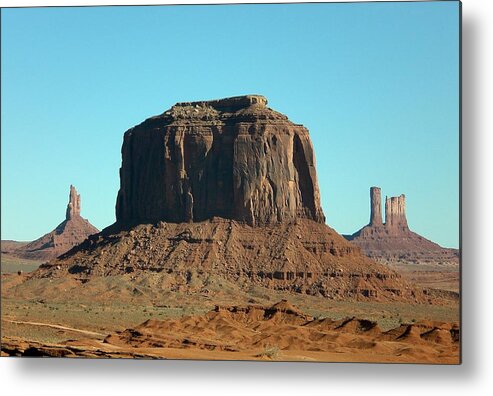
[384, 194, 408, 231]
[345, 187, 459, 264]
[66, 185, 81, 220]
[370, 187, 383, 226]
[115, 95, 325, 227]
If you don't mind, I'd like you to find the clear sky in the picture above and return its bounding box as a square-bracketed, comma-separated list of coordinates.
[1, 1, 460, 248]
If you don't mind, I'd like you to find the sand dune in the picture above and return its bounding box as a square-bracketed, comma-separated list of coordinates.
[2, 300, 459, 363]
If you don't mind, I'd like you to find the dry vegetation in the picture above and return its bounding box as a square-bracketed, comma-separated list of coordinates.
[1, 268, 459, 362]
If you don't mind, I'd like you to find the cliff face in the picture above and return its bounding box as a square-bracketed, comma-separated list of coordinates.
[346, 187, 458, 264]
[370, 187, 383, 226]
[385, 194, 408, 231]
[115, 95, 325, 227]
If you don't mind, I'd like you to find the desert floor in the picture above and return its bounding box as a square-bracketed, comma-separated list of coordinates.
[1, 257, 459, 363]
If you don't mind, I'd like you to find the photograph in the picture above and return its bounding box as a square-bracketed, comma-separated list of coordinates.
[1, 0, 460, 364]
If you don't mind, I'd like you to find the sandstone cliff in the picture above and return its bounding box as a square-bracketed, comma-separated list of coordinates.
[115, 95, 325, 227]
[385, 194, 408, 231]
[370, 186, 383, 226]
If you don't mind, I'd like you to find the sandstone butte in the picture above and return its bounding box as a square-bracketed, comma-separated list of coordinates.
[33, 95, 435, 303]
[115, 94, 325, 226]
[2, 185, 99, 261]
[345, 187, 459, 264]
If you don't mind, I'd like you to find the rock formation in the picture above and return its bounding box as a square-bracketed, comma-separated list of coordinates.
[370, 186, 383, 226]
[385, 194, 408, 231]
[345, 187, 459, 264]
[115, 95, 325, 227]
[65, 185, 81, 220]
[33, 96, 429, 302]
[5, 185, 99, 261]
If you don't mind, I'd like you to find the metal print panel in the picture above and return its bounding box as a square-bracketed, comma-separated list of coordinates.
[0, 0, 461, 364]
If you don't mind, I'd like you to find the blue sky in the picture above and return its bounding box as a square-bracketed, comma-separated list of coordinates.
[1, 1, 460, 248]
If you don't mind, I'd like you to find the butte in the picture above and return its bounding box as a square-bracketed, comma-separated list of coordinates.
[33, 96, 426, 302]
[345, 187, 459, 265]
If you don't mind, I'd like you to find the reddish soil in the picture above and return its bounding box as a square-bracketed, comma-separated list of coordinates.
[30, 219, 438, 303]
[1, 300, 459, 363]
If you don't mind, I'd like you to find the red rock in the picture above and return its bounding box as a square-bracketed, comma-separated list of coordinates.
[115, 95, 325, 227]
[385, 194, 408, 231]
[346, 187, 459, 264]
[31, 98, 428, 303]
[65, 184, 81, 220]
[370, 186, 383, 226]
[9, 185, 99, 260]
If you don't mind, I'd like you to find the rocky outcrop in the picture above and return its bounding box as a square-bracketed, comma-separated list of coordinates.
[65, 185, 81, 220]
[346, 187, 459, 264]
[370, 187, 383, 226]
[115, 95, 325, 227]
[35, 218, 425, 301]
[385, 194, 408, 231]
[7, 185, 99, 261]
[31, 98, 431, 303]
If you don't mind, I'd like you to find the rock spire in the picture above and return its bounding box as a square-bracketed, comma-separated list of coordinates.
[369, 186, 383, 226]
[385, 194, 408, 230]
[345, 187, 458, 264]
[66, 185, 81, 220]
[6, 185, 99, 261]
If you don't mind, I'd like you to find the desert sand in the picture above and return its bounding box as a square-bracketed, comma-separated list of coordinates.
[1, 299, 459, 363]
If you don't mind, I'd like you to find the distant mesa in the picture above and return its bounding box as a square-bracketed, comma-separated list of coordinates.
[33, 96, 431, 303]
[369, 187, 408, 232]
[2, 185, 99, 261]
[345, 187, 459, 264]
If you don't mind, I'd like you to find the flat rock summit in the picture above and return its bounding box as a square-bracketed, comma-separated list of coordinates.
[33, 96, 432, 302]
[116, 94, 325, 227]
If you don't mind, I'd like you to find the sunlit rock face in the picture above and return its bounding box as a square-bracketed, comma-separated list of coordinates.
[346, 187, 459, 264]
[115, 95, 325, 227]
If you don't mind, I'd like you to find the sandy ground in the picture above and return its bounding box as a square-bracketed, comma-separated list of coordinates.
[0, 254, 44, 274]
[1, 301, 459, 364]
[388, 261, 459, 293]
[1, 258, 459, 364]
